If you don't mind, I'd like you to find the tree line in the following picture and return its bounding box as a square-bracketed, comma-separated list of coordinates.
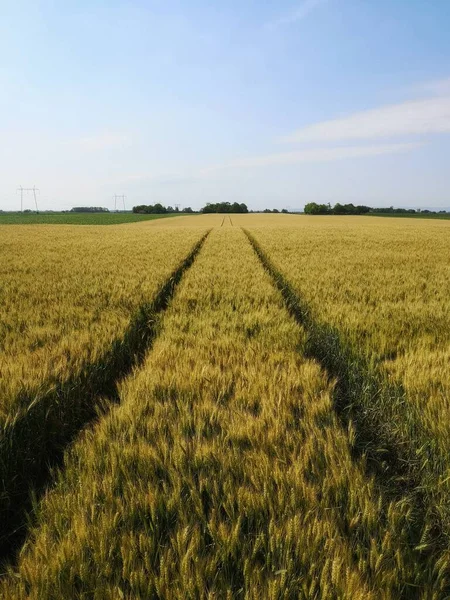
[132, 204, 194, 214]
[201, 202, 248, 213]
[131, 202, 448, 216]
[71, 207, 110, 213]
[304, 202, 448, 215]
[132, 202, 249, 214]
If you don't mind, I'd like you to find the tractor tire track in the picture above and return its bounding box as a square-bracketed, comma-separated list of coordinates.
[243, 227, 449, 595]
[0, 230, 210, 566]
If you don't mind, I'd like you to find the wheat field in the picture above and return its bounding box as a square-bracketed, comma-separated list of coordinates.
[238, 215, 450, 562]
[0, 220, 211, 421]
[0, 214, 449, 598]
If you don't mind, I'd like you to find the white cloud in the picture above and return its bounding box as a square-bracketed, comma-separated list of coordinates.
[266, 0, 327, 29]
[200, 143, 421, 173]
[417, 77, 450, 97]
[120, 142, 420, 184]
[281, 95, 450, 143]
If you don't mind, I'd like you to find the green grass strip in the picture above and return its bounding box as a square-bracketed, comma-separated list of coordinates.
[0, 213, 190, 225]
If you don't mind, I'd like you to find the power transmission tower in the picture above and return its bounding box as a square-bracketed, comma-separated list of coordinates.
[33, 186, 39, 212]
[17, 186, 39, 212]
[175, 203, 181, 212]
[17, 186, 24, 212]
[114, 194, 126, 211]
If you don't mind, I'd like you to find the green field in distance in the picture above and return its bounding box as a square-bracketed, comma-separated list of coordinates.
[0, 212, 184, 225]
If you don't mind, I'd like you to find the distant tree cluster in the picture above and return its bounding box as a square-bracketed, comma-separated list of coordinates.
[132, 204, 194, 214]
[263, 208, 289, 214]
[201, 202, 248, 213]
[70, 207, 109, 213]
[303, 203, 448, 216]
[370, 206, 448, 215]
[304, 203, 370, 215]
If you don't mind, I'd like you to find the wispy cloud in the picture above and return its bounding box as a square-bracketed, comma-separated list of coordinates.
[117, 143, 421, 185]
[201, 143, 421, 172]
[281, 95, 450, 143]
[265, 0, 327, 29]
[417, 77, 450, 97]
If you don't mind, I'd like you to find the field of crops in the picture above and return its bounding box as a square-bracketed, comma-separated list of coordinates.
[0, 213, 182, 225]
[1, 214, 449, 598]
[239, 216, 450, 560]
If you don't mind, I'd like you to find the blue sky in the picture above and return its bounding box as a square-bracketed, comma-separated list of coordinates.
[1, 0, 449, 211]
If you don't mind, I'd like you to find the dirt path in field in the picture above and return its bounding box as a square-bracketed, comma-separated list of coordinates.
[220, 215, 234, 226]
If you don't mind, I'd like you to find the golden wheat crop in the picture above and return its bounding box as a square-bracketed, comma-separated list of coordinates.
[239, 215, 450, 458]
[231, 214, 450, 581]
[1, 226, 446, 599]
[0, 218, 216, 422]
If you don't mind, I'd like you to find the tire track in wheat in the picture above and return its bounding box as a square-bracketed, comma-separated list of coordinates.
[0, 231, 211, 567]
